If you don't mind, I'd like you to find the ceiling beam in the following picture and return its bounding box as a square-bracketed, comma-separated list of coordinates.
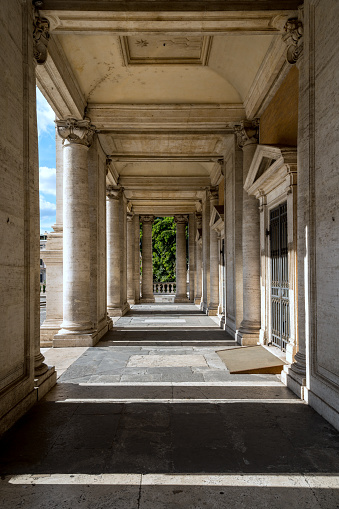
[41, 1, 301, 13]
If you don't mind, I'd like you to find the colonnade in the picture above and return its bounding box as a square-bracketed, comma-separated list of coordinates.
[40, 122, 261, 346]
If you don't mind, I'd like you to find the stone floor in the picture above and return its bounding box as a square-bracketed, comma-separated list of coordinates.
[1, 303, 339, 508]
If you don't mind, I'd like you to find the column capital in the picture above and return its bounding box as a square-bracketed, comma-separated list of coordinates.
[33, 10, 50, 64]
[106, 185, 122, 199]
[234, 119, 259, 149]
[195, 212, 202, 229]
[127, 212, 134, 222]
[208, 186, 219, 201]
[283, 16, 303, 64]
[55, 118, 96, 147]
[174, 215, 188, 224]
[140, 215, 154, 224]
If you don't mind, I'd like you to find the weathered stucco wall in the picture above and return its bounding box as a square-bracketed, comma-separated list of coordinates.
[260, 66, 299, 146]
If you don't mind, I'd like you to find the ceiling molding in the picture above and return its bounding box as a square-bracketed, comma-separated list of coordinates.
[119, 176, 210, 189]
[119, 35, 213, 66]
[109, 155, 223, 162]
[243, 34, 292, 118]
[41, 2, 302, 12]
[36, 35, 86, 119]
[42, 8, 299, 35]
[89, 104, 245, 131]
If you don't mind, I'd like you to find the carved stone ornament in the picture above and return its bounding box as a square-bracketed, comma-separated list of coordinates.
[218, 158, 225, 176]
[234, 119, 259, 149]
[127, 212, 134, 221]
[195, 213, 202, 229]
[283, 17, 303, 64]
[106, 185, 122, 200]
[209, 186, 219, 201]
[33, 13, 50, 64]
[174, 215, 188, 224]
[55, 118, 96, 147]
[140, 215, 154, 224]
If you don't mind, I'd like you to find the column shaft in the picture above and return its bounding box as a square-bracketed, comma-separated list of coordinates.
[174, 215, 188, 302]
[141, 216, 155, 302]
[208, 188, 219, 315]
[134, 215, 140, 303]
[237, 142, 261, 345]
[194, 213, 202, 305]
[188, 214, 195, 302]
[107, 188, 122, 314]
[202, 195, 210, 312]
[127, 213, 135, 304]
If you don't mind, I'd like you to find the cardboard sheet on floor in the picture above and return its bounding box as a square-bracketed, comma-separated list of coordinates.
[216, 346, 286, 374]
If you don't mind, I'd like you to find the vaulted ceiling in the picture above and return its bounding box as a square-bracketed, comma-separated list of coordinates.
[37, 0, 300, 215]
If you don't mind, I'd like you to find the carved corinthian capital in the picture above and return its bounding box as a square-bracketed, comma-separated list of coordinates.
[174, 215, 188, 224]
[234, 119, 259, 149]
[195, 213, 202, 229]
[283, 17, 303, 64]
[140, 215, 154, 224]
[106, 185, 122, 200]
[33, 12, 50, 64]
[55, 118, 96, 147]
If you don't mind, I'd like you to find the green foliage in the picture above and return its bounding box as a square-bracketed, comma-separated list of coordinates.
[152, 217, 176, 282]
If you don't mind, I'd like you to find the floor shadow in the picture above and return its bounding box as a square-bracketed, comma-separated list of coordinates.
[1, 384, 339, 476]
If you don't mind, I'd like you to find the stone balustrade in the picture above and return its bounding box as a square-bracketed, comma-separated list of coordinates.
[153, 282, 177, 295]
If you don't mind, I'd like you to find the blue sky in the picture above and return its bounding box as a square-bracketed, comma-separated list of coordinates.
[37, 87, 56, 234]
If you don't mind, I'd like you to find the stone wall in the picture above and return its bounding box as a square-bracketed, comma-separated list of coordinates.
[0, 1, 40, 430]
[260, 66, 298, 146]
[296, 0, 339, 430]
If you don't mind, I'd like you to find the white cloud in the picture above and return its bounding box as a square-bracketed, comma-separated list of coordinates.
[36, 88, 55, 137]
[39, 166, 56, 196]
[40, 195, 56, 217]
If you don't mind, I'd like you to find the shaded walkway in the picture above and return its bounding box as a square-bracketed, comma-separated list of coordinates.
[1, 304, 339, 508]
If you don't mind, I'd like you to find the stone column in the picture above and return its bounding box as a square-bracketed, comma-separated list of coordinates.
[188, 214, 195, 302]
[194, 213, 202, 305]
[127, 212, 135, 305]
[106, 186, 123, 316]
[202, 193, 210, 313]
[174, 215, 189, 303]
[134, 215, 140, 303]
[54, 118, 97, 346]
[282, 13, 307, 397]
[119, 194, 129, 315]
[140, 215, 155, 303]
[234, 120, 261, 345]
[40, 132, 63, 345]
[208, 187, 219, 315]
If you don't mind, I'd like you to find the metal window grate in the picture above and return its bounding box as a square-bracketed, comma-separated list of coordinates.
[270, 202, 289, 350]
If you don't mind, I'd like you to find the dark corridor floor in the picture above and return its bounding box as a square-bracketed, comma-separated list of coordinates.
[1, 304, 339, 508]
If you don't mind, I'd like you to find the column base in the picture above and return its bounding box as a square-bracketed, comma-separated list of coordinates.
[107, 302, 130, 317]
[34, 366, 57, 401]
[140, 296, 155, 303]
[194, 297, 202, 306]
[127, 298, 136, 306]
[40, 319, 63, 347]
[281, 351, 306, 399]
[53, 329, 99, 347]
[207, 306, 218, 316]
[281, 365, 306, 399]
[236, 320, 260, 345]
[174, 295, 189, 303]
